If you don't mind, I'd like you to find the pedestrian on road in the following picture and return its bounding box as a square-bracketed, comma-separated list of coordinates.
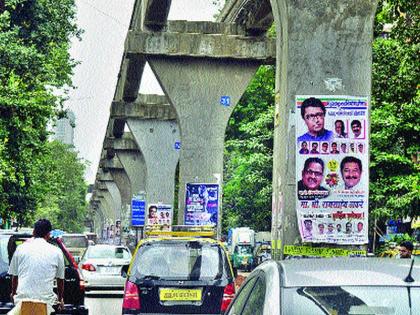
[8, 219, 65, 314]
[398, 241, 413, 259]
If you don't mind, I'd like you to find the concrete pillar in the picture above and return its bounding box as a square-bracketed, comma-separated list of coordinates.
[149, 57, 258, 226]
[114, 150, 146, 198]
[111, 95, 180, 207]
[98, 170, 122, 219]
[127, 119, 179, 205]
[270, 0, 378, 259]
[97, 188, 116, 223]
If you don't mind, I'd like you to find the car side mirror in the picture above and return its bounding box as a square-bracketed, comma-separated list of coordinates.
[121, 265, 129, 278]
[74, 256, 81, 264]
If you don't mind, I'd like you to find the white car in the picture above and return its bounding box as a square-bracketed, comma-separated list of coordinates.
[79, 244, 131, 291]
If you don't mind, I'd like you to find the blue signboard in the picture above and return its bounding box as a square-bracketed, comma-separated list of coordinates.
[174, 141, 181, 150]
[220, 96, 231, 107]
[131, 198, 145, 226]
[185, 183, 219, 226]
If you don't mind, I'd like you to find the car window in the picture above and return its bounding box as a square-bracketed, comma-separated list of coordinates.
[242, 276, 266, 315]
[62, 236, 88, 248]
[0, 237, 9, 273]
[85, 246, 130, 259]
[227, 276, 258, 315]
[131, 241, 229, 280]
[283, 286, 420, 315]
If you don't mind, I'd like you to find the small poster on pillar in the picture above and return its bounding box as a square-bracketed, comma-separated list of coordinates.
[147, 203, 173, 231]
[185, 183, 219, 226]
[295, 95, 369, 245]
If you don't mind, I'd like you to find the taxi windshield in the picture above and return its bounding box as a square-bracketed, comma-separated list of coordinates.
[132, 241, 229, 281]
[284, 286, 420, 314]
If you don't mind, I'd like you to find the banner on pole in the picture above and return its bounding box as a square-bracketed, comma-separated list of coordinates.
[295, 95, 369, 244]
[184, 183, 219, 226]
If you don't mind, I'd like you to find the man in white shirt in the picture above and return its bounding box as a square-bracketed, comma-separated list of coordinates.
[8, 219, 65, 314]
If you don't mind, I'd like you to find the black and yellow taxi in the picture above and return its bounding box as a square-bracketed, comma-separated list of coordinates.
[121, 227, 236, 314]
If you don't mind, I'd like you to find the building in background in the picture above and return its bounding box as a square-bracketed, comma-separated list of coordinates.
[51, 110, 76, 146]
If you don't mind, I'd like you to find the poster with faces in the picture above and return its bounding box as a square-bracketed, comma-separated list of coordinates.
[295, 96, 369, 245]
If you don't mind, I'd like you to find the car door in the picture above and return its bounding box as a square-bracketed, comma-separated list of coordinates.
[226, 273, 260, 315]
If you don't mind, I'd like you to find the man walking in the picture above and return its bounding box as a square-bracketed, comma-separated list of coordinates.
[8, 219, 65, 314]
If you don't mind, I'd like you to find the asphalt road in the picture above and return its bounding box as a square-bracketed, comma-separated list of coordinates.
[85, 292, 123, 315]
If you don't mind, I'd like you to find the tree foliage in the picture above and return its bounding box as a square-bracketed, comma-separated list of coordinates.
[31, 141, 88, 233]
[0, 0, 79, 222]
[223, 65, 275, 232]
[370, 0, 419, 220]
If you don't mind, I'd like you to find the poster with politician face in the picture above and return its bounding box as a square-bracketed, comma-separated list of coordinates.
[296, 96, 369, 244]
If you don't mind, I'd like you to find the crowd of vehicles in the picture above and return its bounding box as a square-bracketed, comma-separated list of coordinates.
[1, 225, 419, 315]
[225, 258, 420, 315]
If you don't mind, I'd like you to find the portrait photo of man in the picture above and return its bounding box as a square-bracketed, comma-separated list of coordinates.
[351, 119, 363, 139]
[334, 119, 348, 138]
[297, 157, 329, 200]
[299, 141, 309, 154]
[318, 223, 325, 235]
[321, 142, 329, 154]
[302, 219, 313, 239]
[330, 142, 339, 154]
[298, 97, 333, 142]
[357, 222, 364, 233]
[310, 142, 319, 154]
[340, 156, 363, 190]
[345, 222, 352, 234]
[340, 143, 347, 154]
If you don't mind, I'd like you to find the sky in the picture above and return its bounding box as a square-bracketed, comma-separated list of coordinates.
[67, 0, 223, 184]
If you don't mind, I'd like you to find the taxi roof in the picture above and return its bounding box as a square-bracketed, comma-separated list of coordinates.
[277, 258, 420, 287]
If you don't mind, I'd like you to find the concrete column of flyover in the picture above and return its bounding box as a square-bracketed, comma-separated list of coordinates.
[269, 0, 378, 259]
[100, 154, 133, 232]
[109, 135, 147, 200]
[124, 21, 275, 230]
[96, 182, 117, 223]
[90, 197, 107, 236]
[98, 170, 122, 221]
[111, 95, 180, 210]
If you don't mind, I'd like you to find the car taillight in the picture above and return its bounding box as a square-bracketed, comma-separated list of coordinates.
[221, 282, 235, 312]
[122, 281, 141, 310]
[81, 263, 96, 272]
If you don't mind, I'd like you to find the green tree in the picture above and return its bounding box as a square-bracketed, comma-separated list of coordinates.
[223, 65, 275, 232]
[370, 0, 419, 220]
[0, 0, 79, 222]
[31, 141, 89, 232]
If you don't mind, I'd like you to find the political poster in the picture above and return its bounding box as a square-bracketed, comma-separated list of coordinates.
[147, 204, 173, 230]
[185, 183, 219, 226]
[295, 95, 369, 244]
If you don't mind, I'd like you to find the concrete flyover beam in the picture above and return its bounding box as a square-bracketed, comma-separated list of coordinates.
[217, 0, 273, 35]
[131, 21, 275, 228]
[125, 21, 276, 62]
[141, 0, 172, 31]
[269, 0, 378, 258]
[111, 94, 176, 138]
